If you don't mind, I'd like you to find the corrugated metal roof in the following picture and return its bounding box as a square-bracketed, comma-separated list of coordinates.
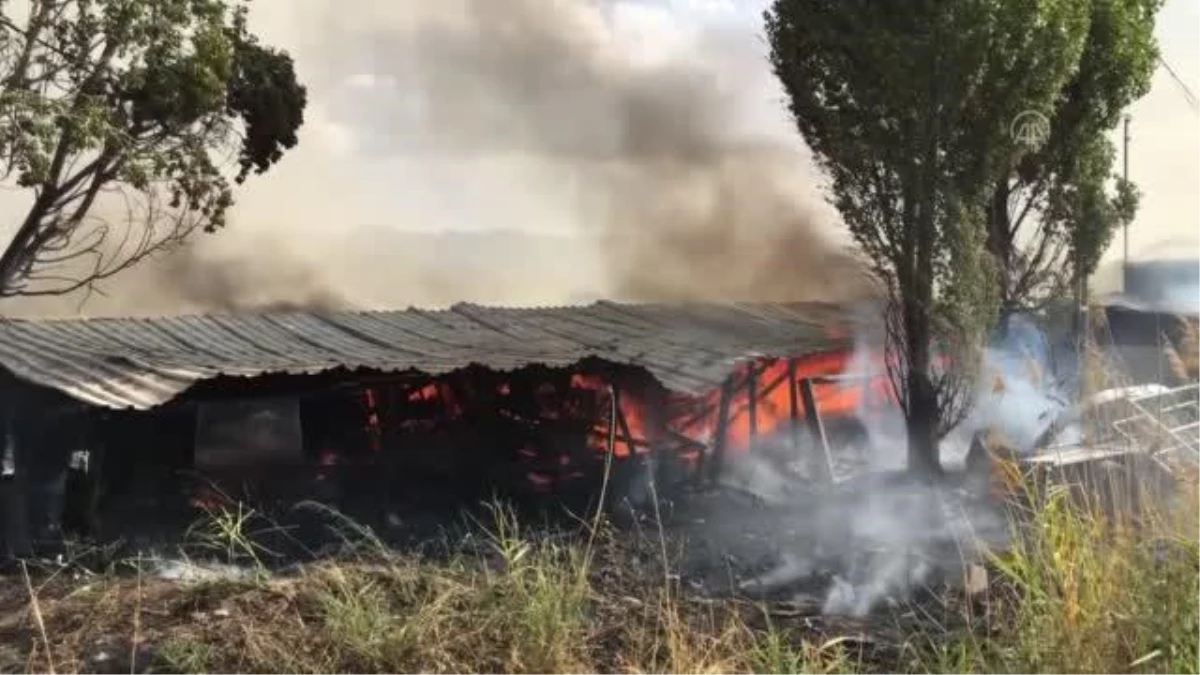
[1096, 292, 1200, 317]
[0, 301, 854, 410]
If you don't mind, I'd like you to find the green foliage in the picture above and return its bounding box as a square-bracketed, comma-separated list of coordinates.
[765, 0, 1096, 465]
[987, 0, 1161, 311]
[932, 208, 1000, 434]
[0, 0, 306, 296]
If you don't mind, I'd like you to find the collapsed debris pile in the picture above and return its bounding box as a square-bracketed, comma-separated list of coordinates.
[0, 301, 903, 563]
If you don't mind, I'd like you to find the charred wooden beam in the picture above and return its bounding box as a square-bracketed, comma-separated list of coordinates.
[613, 386, 635, 456]
[673, 403, 718, 440]
[720, 363, 784, 432]
[705, 376, 735, 483]
[799, 378, 833, 483]
[747, 366, 759, 443]
[609, 433, 656, 451]
[673, 362, 783, 435]
[788, 359, 800, 456]
[638, 382, 672, 490]
[755, 360, 791, 401]
[808, 373, 877, 386]
[664, 429, 708, 452]
[85, 451, 105, 539]
[182, 370, 427, 404]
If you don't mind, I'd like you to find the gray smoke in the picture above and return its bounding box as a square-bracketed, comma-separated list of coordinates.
[717, 308, 1074, 616]
[148, 244, 349, 314]
[1122, 258, 1200, 314]
[0, 0, 868, 318]
[335, 0, 868, 304]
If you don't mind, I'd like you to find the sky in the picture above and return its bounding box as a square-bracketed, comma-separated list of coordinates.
[1113, 0, 1199, 260]
[1, 0, 1197, 315]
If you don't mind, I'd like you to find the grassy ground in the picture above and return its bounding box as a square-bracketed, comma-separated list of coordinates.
[1, 466, 1196, 674]
[2, 503, 871, 674]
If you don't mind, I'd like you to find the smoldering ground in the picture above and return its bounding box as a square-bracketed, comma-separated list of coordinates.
[0, 0, 869, 318]
[676, 311, 1076, 617]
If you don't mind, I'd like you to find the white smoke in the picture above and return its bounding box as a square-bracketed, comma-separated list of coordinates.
[724, 308, 1062, 617]
[963, 315, 1071, 455]
[813, 312, 1008, 615]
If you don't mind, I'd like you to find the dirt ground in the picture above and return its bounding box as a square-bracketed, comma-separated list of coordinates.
[0, 467, 1000, 674]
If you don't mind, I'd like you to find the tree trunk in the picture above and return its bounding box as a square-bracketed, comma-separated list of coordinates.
[899, 32, 947, 480]
[902, 296, 942, 479]
[985, 178, 1014, 316]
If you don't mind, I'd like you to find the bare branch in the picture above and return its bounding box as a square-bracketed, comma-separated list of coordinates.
[0, 0, 307, 298]
[881, 290, 980, 443]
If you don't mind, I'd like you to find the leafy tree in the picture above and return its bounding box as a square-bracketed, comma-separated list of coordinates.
[986, 0, 1159, 315]
[765, 0, 1093, 474]
[0, 0, 306, 297]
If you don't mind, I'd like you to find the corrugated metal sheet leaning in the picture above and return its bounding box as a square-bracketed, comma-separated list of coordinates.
[0, 301, 855, 411]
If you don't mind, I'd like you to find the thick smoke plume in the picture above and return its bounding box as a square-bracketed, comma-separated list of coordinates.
[326, 0, 870, 304]
[1, 0, 868, 318]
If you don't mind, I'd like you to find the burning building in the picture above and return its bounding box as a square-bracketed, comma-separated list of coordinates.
[0, 300, 896, 559]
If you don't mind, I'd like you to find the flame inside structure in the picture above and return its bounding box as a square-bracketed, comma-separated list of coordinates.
[339, 345, 903, 494]
[186, 335, 964, 509]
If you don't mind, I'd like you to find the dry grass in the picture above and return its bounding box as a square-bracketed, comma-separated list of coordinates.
[2, 338, 1197, 674]
[943, 336, 1200, 674]
[1177, 317, 1200, 381]
[1, 480, 1194, 675]
[2, 507, 858, 675]
[5, 467, 1194, 675]
[939, 469, 1199, 674]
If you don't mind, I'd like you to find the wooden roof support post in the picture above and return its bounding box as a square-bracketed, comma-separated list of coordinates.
[787, 359, 801, 457]
[612, 385, 636, 458]
[0, 392, 32, 559]
[747, 365, 759, 449]
[640, 382, 672, 494]
[799, 377, 834, 483]
[706, 376, 735, 483]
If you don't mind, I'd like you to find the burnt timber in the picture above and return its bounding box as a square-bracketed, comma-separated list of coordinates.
[0, 301, 868, 559]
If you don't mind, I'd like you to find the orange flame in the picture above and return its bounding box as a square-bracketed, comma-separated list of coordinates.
[672, 349, 895, 456]
[563, 348, 899, 465]
[332, 346, 915, 496]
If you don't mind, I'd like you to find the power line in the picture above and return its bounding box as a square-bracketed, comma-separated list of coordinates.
[1158, 55, 1199, 113]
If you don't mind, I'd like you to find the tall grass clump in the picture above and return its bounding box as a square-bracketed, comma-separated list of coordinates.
[930, 334, 1200, 674]
[476, 503, 592, 671]
[306, 502, 592, 673]
[975, 466, 1199, 674]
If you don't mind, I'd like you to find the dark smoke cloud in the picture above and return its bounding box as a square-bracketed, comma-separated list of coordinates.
[1, 0, 870, 317]
[303, 0, 870, 305]
[150, 244, 349, 314]
[0, 238, 350, 317]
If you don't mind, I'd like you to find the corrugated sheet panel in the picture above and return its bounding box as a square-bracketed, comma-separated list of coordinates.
[0, 301, 853, 410]
[1095, 293, 1200, 318]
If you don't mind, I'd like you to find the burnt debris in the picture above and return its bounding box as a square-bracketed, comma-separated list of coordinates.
[0, 301, 890, 564]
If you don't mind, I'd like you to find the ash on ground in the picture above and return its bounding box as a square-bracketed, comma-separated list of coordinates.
[8, 432, 1008, 624]
[655, 452, 1007, 617]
